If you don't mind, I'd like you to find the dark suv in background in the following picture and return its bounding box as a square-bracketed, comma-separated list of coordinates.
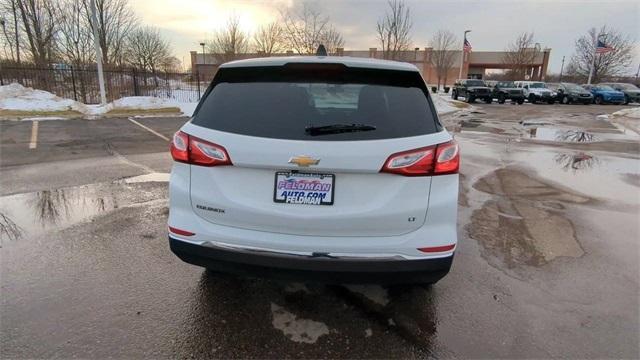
[599, 83, 640, 105]
[547, 83, 593, 105]
[485, 80, 525, 104]
[452, 79, 493, 103]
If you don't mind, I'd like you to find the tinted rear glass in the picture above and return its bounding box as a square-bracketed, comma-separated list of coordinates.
[192, 64, 440, 141]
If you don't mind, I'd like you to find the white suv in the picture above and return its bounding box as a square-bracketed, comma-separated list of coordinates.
[515, 81, 556, 104]
[168, 55, 459, 284]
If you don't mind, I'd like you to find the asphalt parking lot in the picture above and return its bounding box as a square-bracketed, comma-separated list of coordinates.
[1, 103, 639, 358]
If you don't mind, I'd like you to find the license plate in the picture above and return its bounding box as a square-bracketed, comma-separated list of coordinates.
[274, 172, 335, 205]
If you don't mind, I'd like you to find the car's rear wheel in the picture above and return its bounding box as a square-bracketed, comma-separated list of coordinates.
[517, 98, 524, 105]
[498, 93, 506, 104]
[466, 93, 475, 103]
[528, 94, 537, 104]
[452, 90, 458, 100]
[561, 96, 570, 104]
[547, 99, 555, 105]
[624, 95, 630, 105]
[484, 97, 493, 104]
[594, 96, 603, 105]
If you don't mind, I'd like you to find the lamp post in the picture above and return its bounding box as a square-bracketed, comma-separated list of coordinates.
[587, 33, 606, 85]
[559, 56, 565, 82]
[89, 0, 107, 105]
[458, 30, 471, 80]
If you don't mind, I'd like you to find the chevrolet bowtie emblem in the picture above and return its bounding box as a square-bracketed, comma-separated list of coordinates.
[288, 155, 320, 167]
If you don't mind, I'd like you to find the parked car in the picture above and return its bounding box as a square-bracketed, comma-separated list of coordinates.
[599, 83, 640, 105]
[581, 84, 625, 105]
[451, 79, 493, 103]
[546, 83, 593, 105]
[514, 81, 556, 104]
[485, 80, 525, 104]
[168, 55, 459, 285]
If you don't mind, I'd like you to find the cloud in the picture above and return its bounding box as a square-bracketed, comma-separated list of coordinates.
[131, 0, 639, 73]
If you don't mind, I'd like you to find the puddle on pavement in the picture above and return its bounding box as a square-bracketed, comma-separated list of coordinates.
[470, 167, 587, 268]
[0, 175, 168, 243]
[524, 127, 596, 142]
[553, 152, 599, 172]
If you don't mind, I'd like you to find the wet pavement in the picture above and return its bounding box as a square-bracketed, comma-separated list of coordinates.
[1, 105, 639, 358]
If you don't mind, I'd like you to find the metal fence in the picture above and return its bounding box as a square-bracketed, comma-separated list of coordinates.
[0, 66, 209, 104]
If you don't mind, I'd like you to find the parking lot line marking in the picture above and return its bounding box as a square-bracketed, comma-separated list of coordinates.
[29, 121, 39, 149]
[127, 117, 170, 142]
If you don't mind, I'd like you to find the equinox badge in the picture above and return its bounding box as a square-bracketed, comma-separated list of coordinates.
[288, 155, 320, 167]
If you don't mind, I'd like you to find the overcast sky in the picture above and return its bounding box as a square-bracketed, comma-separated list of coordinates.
[131, 0, 639, 74]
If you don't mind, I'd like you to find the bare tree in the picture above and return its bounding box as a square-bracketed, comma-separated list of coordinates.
[567, 26, 635, 83]
[82, 0, 138, 67]
[253, 22, 286, 55]
[376, 0, 412, 60]
[502, 32, 537, 80]
[0, 0, 21, 63]
[15, 0, 59, 66]
[208, 16, 249, 62]
[430, 30, 457, 88]
[280, 4, 344, 55]
[125, 26, 170, 75]
[319, 26, 344, 55]
[56, 0, 93, 67]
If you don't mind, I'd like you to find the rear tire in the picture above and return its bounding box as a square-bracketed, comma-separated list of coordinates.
[517, 98, 524, 105]
[561, 96, 570, 104]
[624, 95, 630, 105]
[594, 96, 603, 105]
[528, 94, 537, 104]
[498, 93, 506, 104]
[547, 99, 555, 105]
[484, 97, 493, 104]
[452, 90, 458, 100]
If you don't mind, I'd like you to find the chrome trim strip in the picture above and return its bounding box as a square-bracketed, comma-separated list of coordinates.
[172, 237, 452, 260]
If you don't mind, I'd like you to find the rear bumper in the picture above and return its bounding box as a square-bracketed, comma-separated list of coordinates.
[169, 236, 453, 284]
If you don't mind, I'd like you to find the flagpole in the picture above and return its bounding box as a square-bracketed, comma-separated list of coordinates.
[587, 33, 605, 85]
[458, 30, 471, 79]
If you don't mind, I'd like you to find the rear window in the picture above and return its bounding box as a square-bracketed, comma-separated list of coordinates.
[191, 64, 440, 141]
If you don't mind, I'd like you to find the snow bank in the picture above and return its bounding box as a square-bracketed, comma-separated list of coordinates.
[0, 83, 191, 117]
[612, 107, 640, 119]
[432, 93, 467, 114]
[0, 83, 88, 113]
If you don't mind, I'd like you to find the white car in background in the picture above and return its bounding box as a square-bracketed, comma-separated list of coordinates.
[515, 80, 556, 104]
[168, 54, 459, 284]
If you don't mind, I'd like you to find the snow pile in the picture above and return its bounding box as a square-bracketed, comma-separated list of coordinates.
[0, 83, 192, 116]
[612, 107, 640, 119]
[84, 96, 183, 116]
[432, 93, 467, 114]
[0, 82, 87, 113]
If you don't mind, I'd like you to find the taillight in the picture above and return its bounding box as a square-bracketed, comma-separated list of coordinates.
[168, 226, 195, 236]
[381, 140, 459, 176]
[170, 131, 232, 167]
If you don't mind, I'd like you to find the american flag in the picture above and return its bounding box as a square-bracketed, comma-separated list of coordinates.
[595, 39, 614, 54]
[463, 38, 472, 53]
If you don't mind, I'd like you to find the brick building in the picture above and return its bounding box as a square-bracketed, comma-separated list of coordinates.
[190, 47, 551, 85]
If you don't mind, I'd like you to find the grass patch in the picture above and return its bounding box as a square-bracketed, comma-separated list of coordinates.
[0, 109, 83, 118]
[450, 101, 470, 109]
[105, 107, 181, 116]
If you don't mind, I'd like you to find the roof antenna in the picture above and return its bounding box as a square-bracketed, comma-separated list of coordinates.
[316, 44, 327, 56]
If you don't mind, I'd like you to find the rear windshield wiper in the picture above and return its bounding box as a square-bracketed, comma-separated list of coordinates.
[305, 123, 376, 136]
